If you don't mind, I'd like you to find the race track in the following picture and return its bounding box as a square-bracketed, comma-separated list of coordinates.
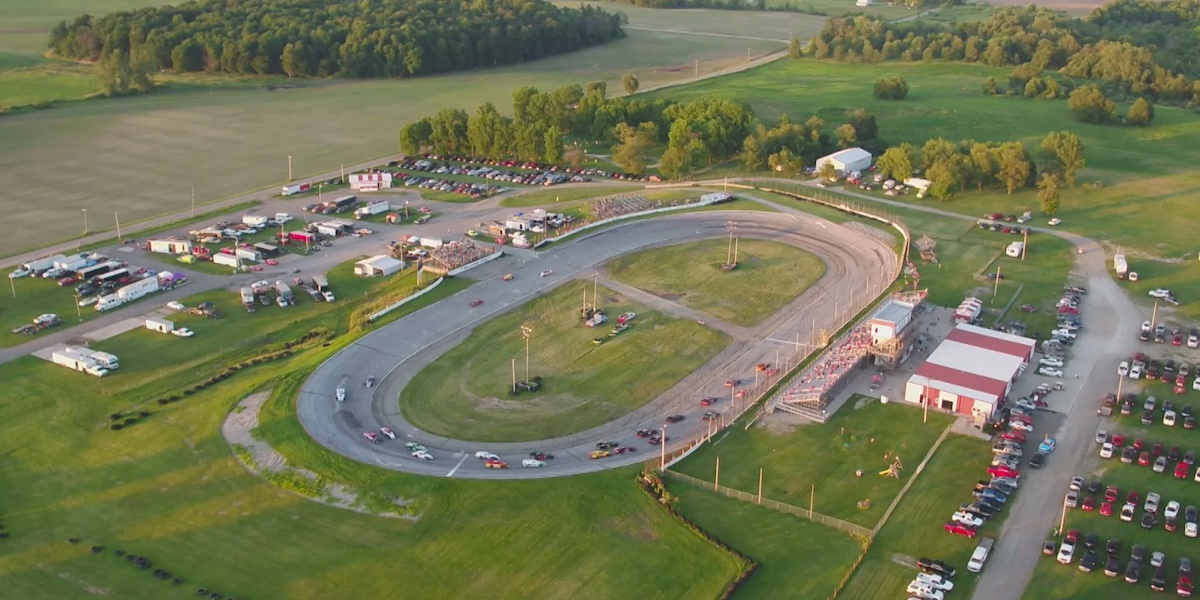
[296, 208, 897, 479]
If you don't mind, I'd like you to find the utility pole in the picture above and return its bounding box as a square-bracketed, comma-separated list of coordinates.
[318, 183, 323, 205]
[993, 266, 1002, 298]
[1022, 228, 1029, 260]
[1058, 495, 1068, 536]
[592, 272, 599, 309]
[1151, 299, 1159, 328]
[659, 424, 668, 469]
[9, 275, 15, 298]
[757, 468, 764, 504]
[191, 185, 196, 218]
[694, 59, 699, 77]
[511, 358, 517, 394]
[81, 208, 89, 234]
[288, 155, 293, 180]
[520, 324, 533, 382]
[114, 212, 122, 243]
[714, 456, 720, 490]
[923, 382, 930, 424]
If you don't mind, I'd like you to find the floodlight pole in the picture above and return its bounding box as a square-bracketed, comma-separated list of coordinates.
[1058, 495, 1068, 536]
[81, 208, 89, 234]
[191, 185, 196, 218]
[288, 155, 293, 180]
[733, 236, 739, 265]
[9, 275, 15, 298]
[757, 468, 764, 504]
[1151, 299, 1159, 329]
[520, 324, 533, 382]
[592, 272, 599, 309]
[659, 424, 667, 469]
[993, 266, 1002, 298]
[115, 212, 122, 243]
[714, 455, 720, 490]
[512, 358, 517, 394]
[74, 293, 82, 321]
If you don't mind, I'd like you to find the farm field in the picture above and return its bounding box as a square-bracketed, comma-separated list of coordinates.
[653, 59, 1200, 256]
[398, 283, 729, 443]
[669, 479, 864, 599]
[673, 398, 954, 526]
[606, 238, 826, 326]
[0, 5, 817, 257]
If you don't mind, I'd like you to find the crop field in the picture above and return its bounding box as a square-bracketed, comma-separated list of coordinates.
[606, 238, 826, 326]
[399, 283, 729, 442]
[653, 59, 1200, 256]
[0, 2, 822, 257]
[669, 479, 864, 599]
[674, 398, 953, 526]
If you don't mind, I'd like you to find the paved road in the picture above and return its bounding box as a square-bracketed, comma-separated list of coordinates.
[295, 209, 896, 479]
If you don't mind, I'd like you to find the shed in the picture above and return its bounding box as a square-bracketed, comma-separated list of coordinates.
[816, 147, 873, 174]
[145, 318, 175, 334]
[354, 255, 404, 277]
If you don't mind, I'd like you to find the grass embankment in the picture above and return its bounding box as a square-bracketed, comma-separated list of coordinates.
[399, 283, 729, 442]
[674, 398, 953, 527]
[607, 238, 825, 326]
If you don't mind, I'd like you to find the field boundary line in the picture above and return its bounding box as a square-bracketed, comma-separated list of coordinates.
[870, 422, 954, 536]
[662, 470, 873, 538]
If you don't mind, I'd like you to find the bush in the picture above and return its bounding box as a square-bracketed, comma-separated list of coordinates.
[123, 417, 137, 426]
[1068, 85, 1116, 124]
[873, 77, 909, 100]
[110, 413, 124, 421]
[110, 423, 124, 430]
[156, 399, 169, 405]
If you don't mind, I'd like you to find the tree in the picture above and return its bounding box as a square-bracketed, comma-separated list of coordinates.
[816, 161, 839, 181]
[834, 123, 857, 149]
[1126, 97, 1154, 126]
[621, 73, 639, 96]
[399, 119, 433, 155]
[788, 36, 803, 59]
[611, 122, 656, 175]
[919, 138, 958, 170]
[926, 155, 968, 201]
[1037, 172, 1062, 214]
[564, 147, 586, 168]
[848, 109, 878, 141]
[429, 108, 469, 155]
[969, 142, 996, 190]
[1039, 130, 1085, 186]
[543, 126, 563, 163]
[768, 148, 802, 174]
[95, 49, 138, 97]
[512, 86, 538, 123]
[995, 141, 1032, 194]
[873, 77, 909, 100]
[1067, 85, 1115, 124]
[876, 144, 914, 182]
[467, 102, 504, 158]
[982, 76, 998, 95]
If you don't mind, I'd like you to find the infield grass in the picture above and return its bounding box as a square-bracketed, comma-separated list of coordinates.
[399, 283, 729, 442]
[674, 397, 954, 527]
[669, 478, 864, 599]
[501, 184, 645, 208]
[607, 238, 825, 326]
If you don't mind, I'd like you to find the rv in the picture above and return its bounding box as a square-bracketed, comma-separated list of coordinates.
[1005, 242, 1025, 258]
[95, 294, 125, 312]
[86, 349, 120, 370]
[117, 277, 160, 302]
[52, 349, 108, 377]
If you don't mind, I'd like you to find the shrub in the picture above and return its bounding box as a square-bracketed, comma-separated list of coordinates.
[110, 423, 124, 430]
[873, 77, 909, 100]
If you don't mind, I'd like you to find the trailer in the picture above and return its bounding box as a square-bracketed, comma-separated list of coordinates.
[213, 253, 241, 268]
[77, 261, 119, 280]
[97, 268, 129, 285]
[282, 182, 312, 196]
[235, 247, 262, 263]
[239, 287, 255, 305]
[1114, 252, 1129, 280]
[24, 254, 67, 274]
[147, 239, 193, 255]
[418, 237, 444, 249]
[51, 349, 108, 377]
[288, 231, 317, 244]
[242, 214, 270, 227]
[275, 281, 294, 301]
[355, 201, 391, 219]
[55, 256, 89, 272]
[145, 318, 175, 334]
[117, 277, 160, 302]
[95, 294, 125, 312]
[311, 275, 330, 292]
[86, 349, 120, 370]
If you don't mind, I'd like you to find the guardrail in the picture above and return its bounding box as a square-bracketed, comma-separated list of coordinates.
[366, 277, 444, 322]
[533, 195, 724, 249]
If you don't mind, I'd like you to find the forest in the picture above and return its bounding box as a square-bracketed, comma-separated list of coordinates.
[48, 0, 626, 78]
[808, 1, 1200, 103]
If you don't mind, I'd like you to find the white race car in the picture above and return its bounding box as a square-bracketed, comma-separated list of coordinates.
[363, 432, 380, 444]
[166, 301, 185, 310]
[412, 450, 434, 460]
[380, 427, 396, 439]
[540, 270, 553, 278]
[475, 451, 500, 460]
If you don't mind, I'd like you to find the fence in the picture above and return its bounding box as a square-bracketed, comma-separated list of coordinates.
[447, 249, 503, 276]
[366, 277, 443, 322]
[533, 194, 723, 248]
[664, 471, 873, 539]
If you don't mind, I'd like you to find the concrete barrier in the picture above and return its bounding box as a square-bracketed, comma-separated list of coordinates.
[447, 249, 503, 276]
[367, 277, 444, 322]
[534, 196, 722, 249]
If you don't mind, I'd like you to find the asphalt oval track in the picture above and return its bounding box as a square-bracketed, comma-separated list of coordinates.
[296, 208, 897, 479]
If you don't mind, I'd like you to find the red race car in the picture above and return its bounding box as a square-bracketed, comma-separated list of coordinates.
[1112, 434, 1126, 447]
[944, 522, 978, 538]
[1177, 462, 1191, 479]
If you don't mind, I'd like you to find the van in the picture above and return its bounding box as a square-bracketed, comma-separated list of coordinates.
[336, 387, 346, 402]
[1006, 242, 1025, 258]
[968, 537, 996, 572]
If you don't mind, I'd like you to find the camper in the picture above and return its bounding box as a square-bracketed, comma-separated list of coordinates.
[311, 275, 330, 292]
[147, 239, 193, 255]
[117, 277, 160, 302]
[145, 318, 175, 334]
[282, 183, 312, 196]
[355, 201, 391, 219]
[235, 247, 262, 263]
[1005, 242, 1025, 258]
[95, 294, 125, 312]
[1114, 252, 1129, 279]
[86, 349, 120, 370]
[239, 287, 255, 306]
[52, 349, 108, 377]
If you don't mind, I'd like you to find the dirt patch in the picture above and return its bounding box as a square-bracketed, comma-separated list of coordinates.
[606, 512, 662, 541]
[221, 392, 416, 520]
[474, 392, 593, 415]
[761, 411, 817, 435]
[57, 573, 109, 595]
[656, 292, 685, 302]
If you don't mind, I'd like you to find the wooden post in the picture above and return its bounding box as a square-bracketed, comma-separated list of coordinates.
[1022, 228, 1029, 260]
[757, 468, 764, 504]
[810, 484, 815, 516]
[659, 425, 667, 470]
[923, 382, 930, 424]
[714, 456, 721, 491]
[511, 358, 517, 394]
[1058, 495, 1068, 536]
[993, 266, 1001, 298]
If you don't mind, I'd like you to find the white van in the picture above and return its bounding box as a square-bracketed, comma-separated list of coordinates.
[968, 537, 995, 572]
[336, 387, 346, 402]
[1006, 242, 1025, 258]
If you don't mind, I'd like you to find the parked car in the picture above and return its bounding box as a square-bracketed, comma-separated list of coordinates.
[944, 522, 978, 538]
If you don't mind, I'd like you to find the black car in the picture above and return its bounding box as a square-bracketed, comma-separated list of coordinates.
[1142, 513, 1159, 529]
[1187, 417, 1197, 430]
[977, 496, 1004, 511]
[1152, 566, 1168, 591]
[964, 502, 999, 517]
[1087, 480, 1104, 495]
[989, 480, 1018, 495]
[1165, 399, 1177, 413]
[1183, 557, 1194, 577]
[1187, 451, 1197, 465]
[1140, 330, 1152, 342]
[1184, 405, 1195, 419]
[1105, 555, 1122, 577]
[1170, 446, 1183, 462]
[1122, 447, 1138, 463]
[1079, 550, 1099, 573]
[1029, 452, 1046, 468]
[1044, 540, 1058, 555]
[665, 415, 685, 423]
[1132, 544, 1146, 562]
[916, 557, 956, 578]
[1106, 538, 1121, 556]
[1188, 506, 1198, 524]
[1126, 561, 1142, 584]
[1143, 410, 1156, 426]
[1084, 532, 1099, 548]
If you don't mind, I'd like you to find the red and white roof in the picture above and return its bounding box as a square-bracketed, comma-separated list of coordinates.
[908, 324, 1035, 405]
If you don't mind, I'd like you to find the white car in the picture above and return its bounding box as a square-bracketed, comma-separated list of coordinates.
[1040, 357, 1064, 368]
[1118, 361, 1129, 377]
[967, 545, 990, 573]
[166, 301, 185, 311]
[1146, 492, 1161, 514]
[540, 270, 553, 277]
[1188, 522, 1198, 538]
[1050, 329, 1076, 340]
[1194, 377, 1200, 392]
[78, 296, 98, 307]
[952, 511, 984, 528]
[380, 427, 396, 439]
[521, 458, 546, 468]
[475, 451, 499, 460]
[1129, 365, 1143, 380]
[170, 327, 195, 338]
[1165, 410, 1178, 427]
[1057, 539, 1076, 564]
[1038, 367, 1064, 377]
[8, 268, 30, 279]
[914, 572, 954, 591]
[1150, 289, 1173, 299]
[1142, 320, 1153, 333]
[412, 450, 434, 460]
[1100, 442, 1114, 459]
[1048, 218, 1062, 226]
[1166, 501, 1181, 520]
[1009, 420, 1034, 432]
[905, 582, 944, 600]
[251, 279, 270, 289]
[322, 291, 335, 302]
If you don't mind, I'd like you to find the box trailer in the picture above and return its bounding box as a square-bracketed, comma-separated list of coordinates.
[239, 287, 255, 305]
[117, 277, 160, 302]
[355, 201, 391, 219]
[1114, 253, 1128, 280]
[242, 215, 271, 227]
[24, 254, 67, 274]
[147, 239, 193, 255]
[288, 231, 316, 244]
[274, 281, 293, 299]
[235, 248, 262, 263]
[145, 318, 175, 334]
[213, 253, 241, 268]
[418, 237, 444, 249]
[282, 183, 312, 196]
[52, 349, 108, 377]
[55, 256, 89, 272]
[95, 294, 125, 312]
[311, 275, 330, 291]
[85, 349, 120, 370]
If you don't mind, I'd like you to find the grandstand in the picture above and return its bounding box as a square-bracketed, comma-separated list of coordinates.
[424, 240, 496, 274]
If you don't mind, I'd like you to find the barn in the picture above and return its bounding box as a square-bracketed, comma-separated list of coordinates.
[904, 324, 1036, 422]
[816, 147, 872, 174]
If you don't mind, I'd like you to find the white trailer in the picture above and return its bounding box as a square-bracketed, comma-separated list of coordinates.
[418, 237, 444, 249]
[95, 294, 125, 312]
[355, 201, 391, 219]
[242, 214, 270, 227]
[117, 277, 160, 302]
[147, 239, 193, 255]
[145, 318, 175, 334]
[86, 349, 120, 370]
[274, 281, 293, 299]
[282, 183, 311, 196]
[213, 253, 241, 268]
[1114, 253, 1129, 280]
[52, 349, 108, 377]
[235, 248, 262, 263]
[55, 256, 89, 272]
[239, 287, 255, 305]
[311, 275, 330, 291]
[24, 254, 67, 274]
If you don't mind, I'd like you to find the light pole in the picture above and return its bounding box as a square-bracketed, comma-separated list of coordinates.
[592, 272, 599, 308]
[81, 209, 89, 234]
[318, 182, 323, 205]
[115, 212, 122, 243]
[288, 155, 293, 180]
[659, 424, 668, 469]
[520, 324, 533, 382]
[74, 293, 82, 321]
[191, 185, 196, 218]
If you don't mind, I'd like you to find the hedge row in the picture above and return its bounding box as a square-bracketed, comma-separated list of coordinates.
[635, 472, 758, 599]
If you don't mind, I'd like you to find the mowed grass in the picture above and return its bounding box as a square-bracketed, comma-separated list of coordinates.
[501, 184, 645, 208]
[606, 238, 826, 326]
[1113, 257, 1200, 323]
[0, 6, 820, 257]
[668, 479, 864, 599]
[674, 398, 954, 526]
[399, 283, 729, 442]
[843, 434, 997, 600]
[655, 59, 1200, 256]
[0, 66, 100, 108]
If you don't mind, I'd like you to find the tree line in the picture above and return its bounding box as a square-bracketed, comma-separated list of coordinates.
[807, 4, 1200, 104]
[49, 0, 625, 79]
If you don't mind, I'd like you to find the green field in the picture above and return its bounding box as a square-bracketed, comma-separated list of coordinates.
[669, 479, 864, 599]
[674, 398, 954, 526]
[0, 66, 100, 108]
[653, 59, 1200, 256]
[607, 238, 826, 326]
[399, 283, 729, 443]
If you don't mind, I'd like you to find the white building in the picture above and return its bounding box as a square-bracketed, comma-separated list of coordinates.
[904, 324, 1036, 421]
[354, 255, 404, 277]
[349, 172, 393, 191]
[816, 147, 872, 174]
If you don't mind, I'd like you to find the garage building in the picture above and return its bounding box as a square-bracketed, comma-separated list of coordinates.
[354, 255, 404, 277]
[904, 324, 1036, 423]
[816, 147, 872, 174]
